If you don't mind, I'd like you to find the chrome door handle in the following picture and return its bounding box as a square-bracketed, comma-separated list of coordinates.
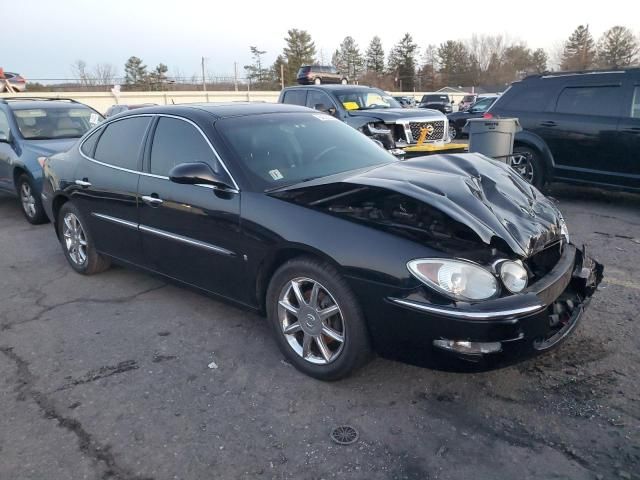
[539, 121, 557, 127]
[75, 179, 92, 187]
[141, 195, 163, 206]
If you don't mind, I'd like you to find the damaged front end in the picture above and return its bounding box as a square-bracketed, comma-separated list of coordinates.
[270, 153, 604, 363]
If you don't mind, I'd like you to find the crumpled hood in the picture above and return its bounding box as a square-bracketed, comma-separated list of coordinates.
[275, 153, 564, 258]
[348, 108, 444, 123]
[23, 138, 78, 156]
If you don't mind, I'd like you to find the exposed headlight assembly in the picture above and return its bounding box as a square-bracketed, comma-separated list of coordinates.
[407, 259, 498, 301]
[498, 260, 528, 293]
[559, 215, 570, 243]
[365, 122, 391, 135]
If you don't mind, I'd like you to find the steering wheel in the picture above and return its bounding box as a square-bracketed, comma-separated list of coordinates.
[311, 146, 337, 163]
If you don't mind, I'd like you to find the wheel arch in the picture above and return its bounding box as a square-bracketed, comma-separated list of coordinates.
[513, 131, 555, 180]
[12, 165, 29, 188]
[254, 244, 343, 314]
[51, 193, 70, 236]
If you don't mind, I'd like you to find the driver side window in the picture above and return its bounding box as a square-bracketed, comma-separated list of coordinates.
[0, 110, 9, 137]
[306, 90, 336, 113]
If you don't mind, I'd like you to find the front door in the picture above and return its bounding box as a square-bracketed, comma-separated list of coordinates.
[614, 84, 640, 189]
[0, 109, 15, 191]
[138, 116, 244, 301]
[71, 116, 151, 265]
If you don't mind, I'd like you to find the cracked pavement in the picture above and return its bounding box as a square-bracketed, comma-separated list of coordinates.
[0, 186, 639, 480]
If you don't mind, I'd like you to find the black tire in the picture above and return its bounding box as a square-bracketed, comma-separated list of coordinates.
[58, 202, 111, 275]
[266, 257, 372, 380]
[314, 77, 322, 85]
[510, 145, 546, 190]
[17, 174, 48, 224]
[449, 125, 460, 140]
[340, 78, 348, 85]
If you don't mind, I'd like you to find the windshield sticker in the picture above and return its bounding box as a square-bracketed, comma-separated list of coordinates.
[342, 101, 359, 110]
[313, 114, 335, 121]
[269, 169, 284, 180]
[89, 113, 100, 125]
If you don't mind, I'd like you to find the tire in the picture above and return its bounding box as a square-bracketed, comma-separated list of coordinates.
[17, 174, 48, 224]
[510, 145, 546, 190]
[266, 257, 372, 380]
[314, 77, 322, 85]
[340, 78, 348, 85]
[58, 202, 111, 275]
[449, 125, 459, 140]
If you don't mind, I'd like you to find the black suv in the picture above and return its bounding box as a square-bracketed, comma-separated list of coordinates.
[297, 65, 348, 85]
[418, 94, 453, 114]
[487, 68, 640, 190]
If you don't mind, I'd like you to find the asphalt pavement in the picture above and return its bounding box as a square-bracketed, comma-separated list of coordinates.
[0, 185, 638, 480]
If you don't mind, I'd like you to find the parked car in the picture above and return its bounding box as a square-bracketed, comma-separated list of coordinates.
[393, 96, 416, 108]
[0, 72, 27, 92]
[486, 68, 640, 190]
[296, 65, 348, 85]
[105, 103, 157, 117]
[0, 98, 103, 223]
[41, 103, 602, 380]
[418, 94, 453, 114]
[279, 85, 449, 156]
[458, 94, 478, 112]
[447, 95, 499, 139]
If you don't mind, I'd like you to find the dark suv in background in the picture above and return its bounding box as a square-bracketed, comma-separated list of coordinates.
[297, 65, 348, 85]
[487, 68, 640, 190]
[418, 94, 453, 114]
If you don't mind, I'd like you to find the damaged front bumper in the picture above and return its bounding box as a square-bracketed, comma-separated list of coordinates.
[363, 244, 603, 363]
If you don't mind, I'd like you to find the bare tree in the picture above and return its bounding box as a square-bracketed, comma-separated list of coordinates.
[71, 60, 95, 86]
[93, 63, 118, 86]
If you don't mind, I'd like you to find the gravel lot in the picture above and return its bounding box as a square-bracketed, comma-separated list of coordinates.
[1, 185, 638, 480]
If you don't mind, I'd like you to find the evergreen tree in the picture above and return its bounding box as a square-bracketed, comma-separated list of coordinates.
[244, 46, 268, 83]
[333, 36, 364, 79]
[282, 29, 316, 85]
[270, 55, 289, 87]
[531, 49, 548, 73]
[148, 63, 168, 90]
[597, 26, 639, 68]
[561, 25, 596, 70]
[437, 40, 472, 85]
[365, 36, 385, 73]
[124, 56, 147, 85]
[387, 33, 418, 90]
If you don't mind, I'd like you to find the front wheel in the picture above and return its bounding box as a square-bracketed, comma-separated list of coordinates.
[448, 125, 459, 140]
[58, 202, 111, 275]
[266, 257, 372, 380]
[314, 77, 322, 85]
[510, 145, 546, 190]
[17, 174, 48, 224]
[340, 78, 348, 85]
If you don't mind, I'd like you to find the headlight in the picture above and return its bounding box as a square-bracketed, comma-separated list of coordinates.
[559, 216, 570, 243]
[366, 122, 391, 135]
[407, 259, 498, 301]
[499, 261, 528, 293]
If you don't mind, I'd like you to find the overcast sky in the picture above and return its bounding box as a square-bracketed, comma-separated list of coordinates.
[3, 0, 638, 81]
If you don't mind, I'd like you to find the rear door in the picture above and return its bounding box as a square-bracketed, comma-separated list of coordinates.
[544, 82, 625, 184]
[0, 109, 15, 191]
[73, 115, 151, 265]
[138, 115, 245, 300]
[281, 89, 307, 106]
[614, 84, 640, 188]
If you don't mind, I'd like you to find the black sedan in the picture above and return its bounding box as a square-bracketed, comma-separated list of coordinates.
[40, 103, 603, 380]
[446, 95, 498, 140]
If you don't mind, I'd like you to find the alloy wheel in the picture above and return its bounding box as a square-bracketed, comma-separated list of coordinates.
[63, 213, 88, 266]
[20, 182, 36, 218]
[277, 277, 345, 365]
[509, 152, 535, 183]
[448, 125, 457, 140]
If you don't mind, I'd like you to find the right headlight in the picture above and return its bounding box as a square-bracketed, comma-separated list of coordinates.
[498, 260, 528, 293]
[407, 259, 499, 302]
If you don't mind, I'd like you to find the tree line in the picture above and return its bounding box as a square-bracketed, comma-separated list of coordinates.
[67, 24, 639, 92]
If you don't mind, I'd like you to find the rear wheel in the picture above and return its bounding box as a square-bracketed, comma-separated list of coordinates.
[314, 77, 322, 85]
[340, 78, 348, 85]
[266, 257, 372, 380]
[58, 202, 110, 275]
[510, 145, 545, 190]
[17, 174, 48, 224]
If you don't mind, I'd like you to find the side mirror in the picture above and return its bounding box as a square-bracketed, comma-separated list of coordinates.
[315, 103, 337, 116]
[169, 162, 236, 191]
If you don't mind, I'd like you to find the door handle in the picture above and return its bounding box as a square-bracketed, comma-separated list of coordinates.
[75, 179, 92, 187]
[539, 121, 557, 127]
[141, 194, 163, 206]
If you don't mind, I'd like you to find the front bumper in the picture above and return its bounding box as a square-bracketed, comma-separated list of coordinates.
[353, 244, 603, 365]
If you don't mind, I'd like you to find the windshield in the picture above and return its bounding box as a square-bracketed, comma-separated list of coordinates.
[216, 112, 396, 191]
[13, 107, 102, 140]
[334, 89, 401, 110]
[422, 95, 448, 103]
[469, 97, 496, 112]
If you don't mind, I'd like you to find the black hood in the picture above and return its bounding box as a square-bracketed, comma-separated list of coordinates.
[270, 154, 564, 258]
[347, 108, 444, 122]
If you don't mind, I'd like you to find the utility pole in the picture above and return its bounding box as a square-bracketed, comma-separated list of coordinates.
[234, 62, 239, 92]
[201, 57, 206, 92]
[280, 64, 285, 90]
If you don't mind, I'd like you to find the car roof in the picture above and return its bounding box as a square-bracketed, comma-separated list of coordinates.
[522, 67, 640, 82]
[4, 100, 92, 110]
[117, 102, 313, 119]
[283, 84, 382, 92]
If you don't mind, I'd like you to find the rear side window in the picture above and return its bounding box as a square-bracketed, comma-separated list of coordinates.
[150, 117, 217, 177]
[80, 128, 102, 156]
[501, 85, 550, 112]
[555, 86, 623, 117]
[631, 87, 640, 118]
[282, 90, 307, 106]
[94, 117, 150, 170]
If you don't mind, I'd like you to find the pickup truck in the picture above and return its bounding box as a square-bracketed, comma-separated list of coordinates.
[278, 85, 451, 156]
